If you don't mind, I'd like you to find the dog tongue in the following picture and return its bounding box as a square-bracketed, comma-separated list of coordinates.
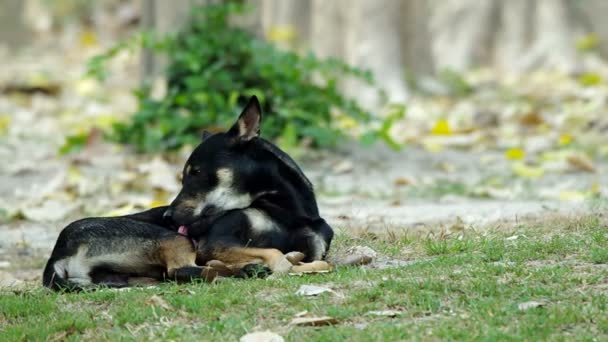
[177, 225, 189, 235]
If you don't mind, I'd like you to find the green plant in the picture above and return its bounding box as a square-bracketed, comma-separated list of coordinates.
[88, 3, 394, 152]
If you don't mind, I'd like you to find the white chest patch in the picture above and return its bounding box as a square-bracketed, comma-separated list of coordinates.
[244, 208, 279, 234]
[196, 168, 252, 214]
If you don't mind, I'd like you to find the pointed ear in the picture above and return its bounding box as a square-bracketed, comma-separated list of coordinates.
[228, 95, 262, 141]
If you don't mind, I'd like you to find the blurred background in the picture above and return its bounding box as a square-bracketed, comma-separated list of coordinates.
[0, 0, 607, 285]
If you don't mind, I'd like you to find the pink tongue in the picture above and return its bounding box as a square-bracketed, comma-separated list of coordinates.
[177, 226, 189, 235]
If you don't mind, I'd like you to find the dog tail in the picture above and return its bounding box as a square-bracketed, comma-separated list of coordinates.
[42, 258, 82, 292]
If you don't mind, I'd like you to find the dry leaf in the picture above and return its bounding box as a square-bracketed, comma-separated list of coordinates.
[367, 310, 402, 317]
[519, 112, 544, 126]
[289, 316, 338, 327]
[512, 162, 544, 178]
[296, 285, 334, 296]
[240, 331, 284, 342]
[332, 160, 354, 174]
[518, 301, 545, 311]
[145, 295, 171, 310]
[394, 177, 411, 186]
[567, 154, 596, 173]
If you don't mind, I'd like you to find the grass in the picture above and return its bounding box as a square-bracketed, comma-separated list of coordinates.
[1, 215, 607, 341]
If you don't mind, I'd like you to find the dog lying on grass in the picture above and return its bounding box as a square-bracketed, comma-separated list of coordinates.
[43, 96, 333, 291]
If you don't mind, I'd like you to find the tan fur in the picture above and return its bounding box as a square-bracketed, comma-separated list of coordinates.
[160, 236, 197, 272]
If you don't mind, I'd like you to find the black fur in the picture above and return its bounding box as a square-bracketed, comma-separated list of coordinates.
[168, 95, 334, 262]
[43, 207, 171, 290]
[43, 95, 333, 291]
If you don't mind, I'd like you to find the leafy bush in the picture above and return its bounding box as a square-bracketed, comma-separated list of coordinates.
[89, 3, 386, 152]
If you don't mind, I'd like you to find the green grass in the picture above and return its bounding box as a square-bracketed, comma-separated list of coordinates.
[1, 215, 607, 341]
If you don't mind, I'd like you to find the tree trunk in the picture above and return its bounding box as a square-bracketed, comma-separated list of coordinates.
[0, 0, 31, 48]
[260, 0, 310, 49]
[343, 0, 409, 110]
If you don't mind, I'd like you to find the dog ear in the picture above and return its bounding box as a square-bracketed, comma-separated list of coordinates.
[228, 95, 262, 141]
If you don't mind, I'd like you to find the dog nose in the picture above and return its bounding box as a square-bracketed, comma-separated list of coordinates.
[162, 209, 173, 221]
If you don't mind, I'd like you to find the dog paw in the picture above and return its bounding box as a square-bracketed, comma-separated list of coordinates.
[290, 260, 332, 274]
[285, 251, 306, 265]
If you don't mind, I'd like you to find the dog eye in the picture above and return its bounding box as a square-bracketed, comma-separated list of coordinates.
[189, 166, 201, 176]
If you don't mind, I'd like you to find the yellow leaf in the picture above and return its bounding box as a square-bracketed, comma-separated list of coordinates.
[94, 114, 118, 130]
[267, 25, 297, 44]
[578, 73, 602, 86]
[591, 182, 600, 194]
[559, 191, 587, 202]
[103, 204, 135, 217]
[79, 29, 98, 47]
[67, 165, 84, 184]
[75, 78, 99, 96]
[0, 115, 11, 135]
[148, 200, 166, 208]
[422, 140, 443, 153]
[558, 134, 572, 146]
[505, 148, 525, 160]
[149, 189, 169, 208]
[431, 119, 452, 135]
[512, 162, 544, 178]
[337, 116, 358, 130]
[576, 34, 600, 52]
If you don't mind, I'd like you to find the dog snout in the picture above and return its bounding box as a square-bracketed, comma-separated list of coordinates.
[162, 208, 173, 222]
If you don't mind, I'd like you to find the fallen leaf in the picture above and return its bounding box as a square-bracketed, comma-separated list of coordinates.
[296, 285, 334, 296]
[505, 148, 525, 160]
[240, 331, 284, 342]
[558, 134, 573, 146]
[431, 119, 452, 135]
[394, 177, 411, 186]
[512, 162, 544, 178]
[294, 310, 308, 318]
[289, 316, 338, 327]
[567, 154, 596, 173]
[519, 112, 544, 126]
[367, 310, 402, 317]
[79, 29, 98, 47]
[0, 115, 10, 135]
[145, 295, 171, 310]
[332, 160, 353, 174]
[559, 191, 588, 202]
[518, 301, 545, 311]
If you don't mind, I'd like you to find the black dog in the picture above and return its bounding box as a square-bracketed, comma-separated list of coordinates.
[43, 96, 332, 291]
[42, 206, 238, 291]
[165, 95, 334, 274]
